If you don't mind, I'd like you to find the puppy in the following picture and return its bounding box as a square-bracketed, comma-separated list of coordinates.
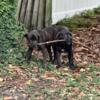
[52, 27, 75, 69]
[24, 29, 53, 67]
[24, 25, 76, 70]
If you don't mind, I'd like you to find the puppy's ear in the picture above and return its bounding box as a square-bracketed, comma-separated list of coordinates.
[56, 32, 64, 39]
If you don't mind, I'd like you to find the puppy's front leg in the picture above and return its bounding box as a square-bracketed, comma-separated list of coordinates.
[26, 47, 33, 62]
[46, 45, 52, 61]
[56, 51, 62, 68]
[41, 45, 48, 68]
[53, 47, 62, 67]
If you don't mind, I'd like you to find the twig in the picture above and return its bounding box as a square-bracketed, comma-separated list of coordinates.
[38, 39, 65, 45]
[73, 39, 98, 55]
[37, 38, 98, 55]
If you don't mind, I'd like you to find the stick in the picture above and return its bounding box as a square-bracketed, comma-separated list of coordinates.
[73, 39, 98, 55]
[38, 39, 65, 45]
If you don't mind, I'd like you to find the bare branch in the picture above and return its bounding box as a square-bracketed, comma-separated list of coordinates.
[38, 39, 65, 45]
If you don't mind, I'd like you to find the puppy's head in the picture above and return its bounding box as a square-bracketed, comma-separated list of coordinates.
[56, 30, 66, 39]
[56, 30, 72, 45]
[24, 30, 40, 49]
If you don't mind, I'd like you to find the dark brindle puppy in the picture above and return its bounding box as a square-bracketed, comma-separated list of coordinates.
[24, 25, 76, 70]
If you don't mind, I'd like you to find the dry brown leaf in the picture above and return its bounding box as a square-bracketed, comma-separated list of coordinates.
[79, 91, 85, 97]
[71, 87, 80, 93]
[74, 47, 89, 52]
[44, 71, 55, 77]
[97, 62, 100, 65]
[94, 48, 99, 53]
[42, 71, 57, 80]
[32, 78, 40, 82]
[12, 67, 23, 73]
[26, 80, 32, 85]
[87, 76, 92, 81]
[72, 24, 100, 67]
[4, 96, 13, 100]
[0, 77, 3, 82]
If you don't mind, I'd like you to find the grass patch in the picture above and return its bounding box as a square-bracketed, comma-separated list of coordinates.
[57, 7, 100, 30]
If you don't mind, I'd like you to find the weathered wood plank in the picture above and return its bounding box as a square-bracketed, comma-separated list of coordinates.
[45, 0, 52, 27]
[16, 0, 23, 22]
[32, 0, 40, 29]
[20, 0, 28, 23]
[16, 0, 52, 29]
[37, 0, 45, 29]
[24, 0, 34, 30]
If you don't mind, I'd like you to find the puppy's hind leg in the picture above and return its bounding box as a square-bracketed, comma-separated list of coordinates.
[41, 45, 49, 68]
[53, 46, 62, 68]
[66, 45, 76, 70]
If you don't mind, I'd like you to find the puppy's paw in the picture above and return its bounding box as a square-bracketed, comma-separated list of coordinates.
[53, 60, 58, 65]
[56, 65, 62, 69]
[43, 62, 49, 69]
[69, 63, 77, 70]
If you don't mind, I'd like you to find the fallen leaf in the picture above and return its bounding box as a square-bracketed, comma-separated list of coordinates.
[26, 80, 32, 85]
[0, 77, 3, 82]
[8, 64, 14, 68]
[71, 87, 80, 93]
[44, 71, 55, 77]
[79, 91, 85, 97]
[87, 76, 92, 81]
[74, 47, 89, 52]
[80, 68, 85, 72]
[32, 78, 40, 82]
[4, 96, 13, 100]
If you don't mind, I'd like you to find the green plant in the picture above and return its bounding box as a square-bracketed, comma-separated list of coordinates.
[80, 10, 95, 18]
[41, 87, 51, 95]
[57, 8, 99, 30]
[94, 6, 100, 14]
[0, 0, 26, 67]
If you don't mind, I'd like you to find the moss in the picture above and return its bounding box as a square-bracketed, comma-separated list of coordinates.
[57, 7, 100, 30]
[94, 6, 100, 14]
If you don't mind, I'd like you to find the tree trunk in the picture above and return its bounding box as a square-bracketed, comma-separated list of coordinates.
[17, 0, 52, 30]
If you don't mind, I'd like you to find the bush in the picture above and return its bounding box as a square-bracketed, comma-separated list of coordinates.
[0, 0, 25, 67]
[94, 6, 100, 14]
[57, 16, 93, 30]
[80, 10, 96, 18]
[57, 7, 100, 30]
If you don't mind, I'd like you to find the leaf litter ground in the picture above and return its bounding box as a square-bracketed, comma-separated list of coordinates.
[0, 24, 100, 100]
